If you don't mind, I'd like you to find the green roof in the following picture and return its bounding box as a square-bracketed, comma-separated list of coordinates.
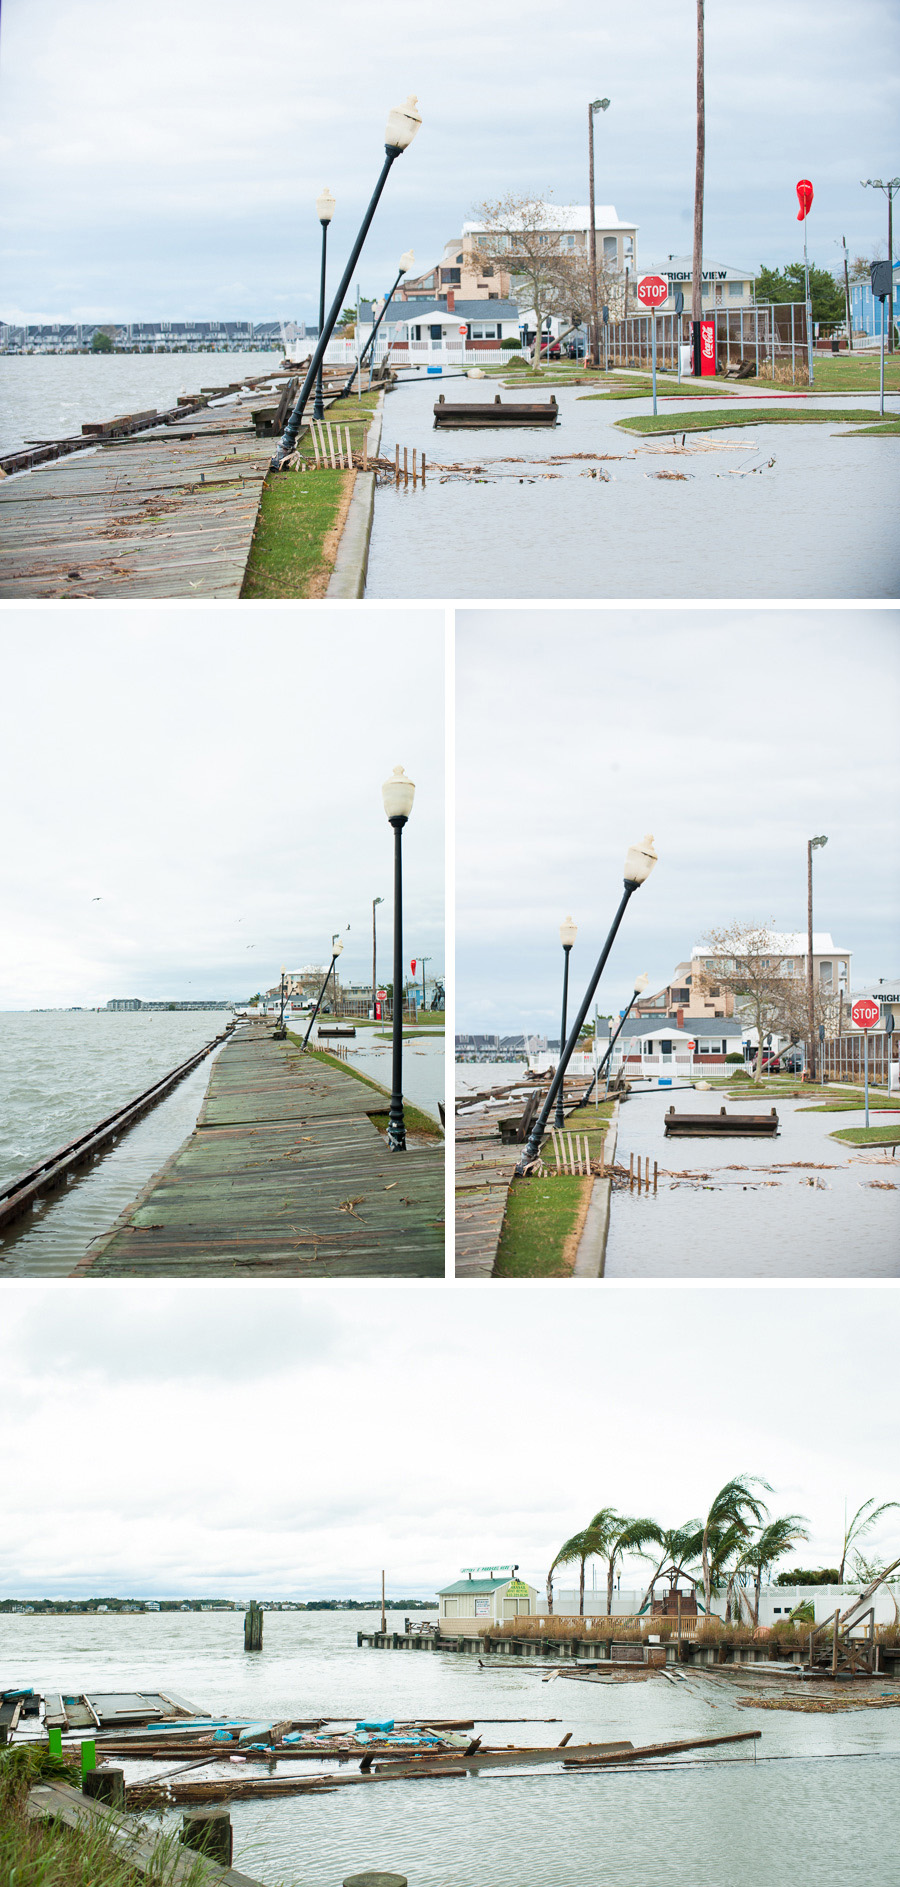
[438, 1577, 512, 1596]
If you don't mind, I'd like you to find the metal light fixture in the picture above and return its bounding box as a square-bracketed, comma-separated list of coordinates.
[275, 98, 423, 465]
[587, 98, 611, 367]
[347, 248, 417, 394]
[316, 187, 335, 225]
[520, 836, 659, 1169]
[301, 938, 344, 1050]
[555, 917, 578, 1128]
[383, 767, 416, 1149]
[807, 835, 828, 1081]
[577, 970, 650, 1110]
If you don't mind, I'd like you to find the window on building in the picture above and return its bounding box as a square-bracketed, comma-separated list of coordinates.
[603, 236, 618, 260]
[474, 1597, 490, 1617]
[643, 1040, 653, 1056]
[441, 268, 461, 285]
[728, 281, 744, 297]
[785, 959, 794, 973]
[819, 962, 834, 988]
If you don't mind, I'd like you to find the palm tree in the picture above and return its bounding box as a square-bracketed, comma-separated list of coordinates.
[700, 1475, 771, 1617]
[736, 1515, 810, 1626]
[585, 1510, 665, 1616]
[838, 1499, 900, 1584]
[636, 1521, 703, 1615]
[547, 1528, 598, 1617]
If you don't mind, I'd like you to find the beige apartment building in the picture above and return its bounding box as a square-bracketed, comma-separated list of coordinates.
[402, 204, 638, 305]
[637, 934, 853, 1029]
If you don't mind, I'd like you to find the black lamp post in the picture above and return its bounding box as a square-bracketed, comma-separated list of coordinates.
[372, 895, 384, 1019]
[575, 971, 649, 1108]
[587, 98, 610, 367]
[345, 248, 414, 394]
[313, 187, 335, 423]
[274, 96, 422, 467]
[517, 836, 658, 1173]
[554, 916, 577, 1129]
[382, 764, 416, 1151]
[275, 965, 288, 1035]
[301, 939, 344, 1050]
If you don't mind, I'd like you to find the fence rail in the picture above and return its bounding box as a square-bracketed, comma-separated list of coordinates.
[605, 302, 810, 382]
[821, 1035, 898, 1082]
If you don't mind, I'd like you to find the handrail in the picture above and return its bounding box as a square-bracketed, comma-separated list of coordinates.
[0, 1024, 235, 1233]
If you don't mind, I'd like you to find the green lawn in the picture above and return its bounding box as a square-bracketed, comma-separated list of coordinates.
[830, 1124, 900, 1148]
[241, 391, 381, 599]
[494, 1175, 588, 1277]
[799, 1099, 900, 1114]
[615, 406, 895, 437]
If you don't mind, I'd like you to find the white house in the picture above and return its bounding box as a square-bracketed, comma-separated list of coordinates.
[649, 256, 756, 310]
[438, 1571, 538, 1634]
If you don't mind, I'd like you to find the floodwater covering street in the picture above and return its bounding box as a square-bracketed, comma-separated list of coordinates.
[308, 1022, 444, 1121]
[604, 1087, 900, 1277]
[1, 1609, 897, 1887]
[364, 374, 900, 598]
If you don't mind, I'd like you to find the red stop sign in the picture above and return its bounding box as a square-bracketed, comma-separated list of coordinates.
[637, 274, 668, 307]
[851, 998, 880, 1030]
[458, 324, 468, 335]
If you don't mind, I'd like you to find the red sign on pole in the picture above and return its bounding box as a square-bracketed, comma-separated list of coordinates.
[700, 319, 716, 375]
[851, 998, 880, 1030]
[637, 274, 668, 308]
[458, 324, 468, 336]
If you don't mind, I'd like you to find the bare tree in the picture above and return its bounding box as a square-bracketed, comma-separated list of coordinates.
[695, 923, 798, 1083]
[468, 194, 574, 369]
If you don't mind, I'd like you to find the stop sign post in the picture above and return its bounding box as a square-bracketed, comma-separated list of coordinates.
[851, 997, 881, 1127]
[637, 275, 667, 415]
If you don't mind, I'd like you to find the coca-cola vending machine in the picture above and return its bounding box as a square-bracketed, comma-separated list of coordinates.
[700, 319, 716, 376]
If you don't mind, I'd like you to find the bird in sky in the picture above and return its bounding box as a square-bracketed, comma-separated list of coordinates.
[91, 896, 102, 901]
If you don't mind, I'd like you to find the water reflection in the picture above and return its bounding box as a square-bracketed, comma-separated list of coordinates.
[605, 1087, 900, 1277]
[365, 376, 900, 598]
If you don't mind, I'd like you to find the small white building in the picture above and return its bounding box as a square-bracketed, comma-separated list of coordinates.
[438, 1571, 538, 1634]
[651, 257, 756, 310]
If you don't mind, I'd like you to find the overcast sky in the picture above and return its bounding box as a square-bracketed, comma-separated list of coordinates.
[0, 608, 443, 1008]
[456, 609, 900, 1034]
[1, 0, 898, 323]
[0, 1284, 896, 1597]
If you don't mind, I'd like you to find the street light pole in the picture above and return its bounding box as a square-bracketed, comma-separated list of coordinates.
[382, 766, 416, 1151]
[345, 250, 414, 393]
[274, 96, 422, 467]
[861, 179, 899, 356]
[807, 834, 828, 1079]
[301, 941, 344, 1051]
[588, 98, 610, 370]
[554, 917, 577, 1129]
[372, 896, 384, 1019]
[313, 188, 335, 423]
[574, 972, 649, 1108]
[517, 837, 658, 1173]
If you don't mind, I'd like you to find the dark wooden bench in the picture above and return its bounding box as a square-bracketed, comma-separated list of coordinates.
[498, 1089, 541, 1145]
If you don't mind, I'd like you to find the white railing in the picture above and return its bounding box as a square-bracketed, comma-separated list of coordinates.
[318, 338, 522, 368]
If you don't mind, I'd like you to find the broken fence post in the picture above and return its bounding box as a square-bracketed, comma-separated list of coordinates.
[83, 1766, 125, 1810]
[80, 1740, 96, 1781]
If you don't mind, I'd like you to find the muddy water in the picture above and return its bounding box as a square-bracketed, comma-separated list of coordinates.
[2, 1609, 897, 1887]
[364, 376, 900, 598]
[604, 1087, 900, 1277]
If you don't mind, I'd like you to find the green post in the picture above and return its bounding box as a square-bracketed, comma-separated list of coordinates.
[80, 1739, 96, 1780]
[48, 1726, 62, 1756]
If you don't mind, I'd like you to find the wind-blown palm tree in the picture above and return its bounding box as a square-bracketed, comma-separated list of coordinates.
[700, 1476, 771, 1617]
[736, 1515, 810, 1626]
[636, 1521, 703, 1614]
[584, 1510, 665, 1616]
[547, 1528, 599, 1617]
[838, 1499, 900, 1584]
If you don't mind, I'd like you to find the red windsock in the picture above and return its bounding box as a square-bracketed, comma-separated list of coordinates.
[796, 179, 814, 221]
[410, 959, 416, 975]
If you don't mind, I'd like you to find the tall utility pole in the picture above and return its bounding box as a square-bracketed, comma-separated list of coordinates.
[861, 179, 900, 355]
[807, 835, 828, 1079]
[587, 99, 610, 368]
[841, 236, 853, 351]
[691, 0, 705, 374]
[372, 896, 384, 1015]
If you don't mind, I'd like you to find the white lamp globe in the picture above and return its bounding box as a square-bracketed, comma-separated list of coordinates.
[624, 834, 658, 886]
[382, 765, 416, 821]
[385, 95, 422, 151]
[559, 915, 577, 949]
[316, 187, 335, 224]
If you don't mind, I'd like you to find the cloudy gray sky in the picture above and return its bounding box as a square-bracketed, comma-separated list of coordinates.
[0, 1284, 896, 1597]
[456, 609, 899, 1034]
[0, 607, 443, 1008]
[1, 0, 897, 323]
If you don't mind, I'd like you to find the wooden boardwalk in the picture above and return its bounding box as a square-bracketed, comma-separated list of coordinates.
[78, 1025, 443, 1277]
[455, 1111, 519, 1278]
[0, 381, 284, 598]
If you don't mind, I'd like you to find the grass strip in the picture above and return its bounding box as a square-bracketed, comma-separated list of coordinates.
[241, 467, 349, 598]
[0, 1745, 214, 1887]
[829, 1124, 900, 1147]
[799, 1099, 900, 1113]
[287, 1034, 443, 1136]
[614, 406, 894, 436]
[494, 1175, 587, 1277]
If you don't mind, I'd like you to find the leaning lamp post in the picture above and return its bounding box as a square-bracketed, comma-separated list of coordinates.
[383, 765, 416, 1151]
[554, 916, 578, 1129]
[313, 186, 336, 423]
[576, 969, 650, 1109]
[274, 96, 422, 467]
[301, 939, 344, 1050]
[807, 833, 827, 1079]
[588, 98, 610, 367]
[517, 836, 658, 1173]
[345, 248, 415, 394]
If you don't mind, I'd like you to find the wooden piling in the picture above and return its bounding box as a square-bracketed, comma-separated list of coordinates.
[326, 421, 337, 469]
[394, 444, 400, 484]
[344, 426, 353, 468]
[421, 453, 426, 485]
[244, 1600, 263, 1652]
[344, 1874, 408, 1887]
[181, 1808, 233, 1868]
[412, 448, 417, 487]
[629, 1152, 634, 1192]
[403, 446, 408, 487]
[653, 1159, 658, 1194]
[83, 1768, 125, 1810]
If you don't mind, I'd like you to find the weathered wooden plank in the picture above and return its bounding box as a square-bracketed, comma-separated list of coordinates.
[26, 1780, 264, 1885]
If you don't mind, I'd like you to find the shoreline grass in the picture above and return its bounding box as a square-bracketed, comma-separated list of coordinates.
[614, 406, 895, 436]
[829, 1124, 900, 1147]
[241, 390, 380, 598]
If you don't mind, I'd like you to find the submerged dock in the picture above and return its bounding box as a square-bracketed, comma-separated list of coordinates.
[78, 1024, 443, 1277]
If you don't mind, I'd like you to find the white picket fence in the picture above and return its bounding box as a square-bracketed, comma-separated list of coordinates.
[317, 338, 522, 369]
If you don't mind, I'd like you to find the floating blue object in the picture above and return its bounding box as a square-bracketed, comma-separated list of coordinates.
[426, 366, 442, 375]
[356, 1719, 394, 1732]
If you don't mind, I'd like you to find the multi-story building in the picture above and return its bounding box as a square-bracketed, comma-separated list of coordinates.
[635, 962, 735, 1021]
[647, 257, 756, 312]
[462, 204, 637, 280]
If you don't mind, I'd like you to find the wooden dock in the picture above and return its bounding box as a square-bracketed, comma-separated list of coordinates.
[455, 1111, 519, 1278]
[78, 1025, 443, 1277]
[0, 376, 298, 599]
